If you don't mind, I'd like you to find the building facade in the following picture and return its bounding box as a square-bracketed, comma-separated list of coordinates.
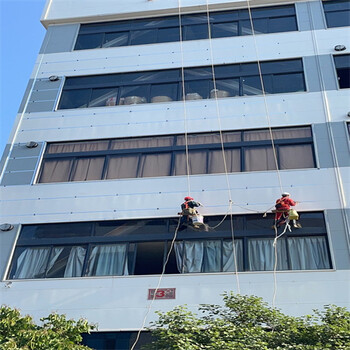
[0, 0, 349, 348]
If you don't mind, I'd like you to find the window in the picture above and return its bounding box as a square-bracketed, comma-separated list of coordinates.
[74, 5, 297, 50]
[323, 0, 350, 28]
[7, 212, 331, 280]
[37, 126, 315, 184]
[82, 331, 153, 350]
[334, 54, 350, 89]
[58, 59, 306, 109]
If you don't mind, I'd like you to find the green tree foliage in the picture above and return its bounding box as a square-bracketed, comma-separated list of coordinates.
[0, 306, 96, 350]
[147, 293, 350, 350]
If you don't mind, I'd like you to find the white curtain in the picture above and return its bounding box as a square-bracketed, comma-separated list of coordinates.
[175, 240, 243, 273]
[86, 244, 128, 276]
[14, 247, 57, 279]
[288, 237, 330, 270]
[203, 240, 221, 272]
[248, 238, 288, 271]
[223, 240, 243, 272]
[64, 246, 87, 277]
[175, 241, 204, 273]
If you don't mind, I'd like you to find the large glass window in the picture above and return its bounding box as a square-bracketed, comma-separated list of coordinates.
[38, 126, 315, 184]
[323, 0, 350, 28]
[82, 331, 153, 350]
[74, 5, 297, 50]
[7, 212, 331, 280]
[58, 59, 305, 109]
[334, 54, 350, 89]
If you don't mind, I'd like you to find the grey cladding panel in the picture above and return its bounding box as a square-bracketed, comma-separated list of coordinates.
[314, 122, 350, 169]
[0, 144, 11, 173]
[326, 209, 350, 270]
[331, 122, 350, 167]
[40, 24, 80, 54]
[303, 56, 322, 92]
[33, 78, 62, 90]
[6, 158, 39, 172]
[26, 100, 56, 113]
[296, 1, 326, 31]
[0, 225, 19, 281]
[304, 55, 339, 92]
[30, 89, 60, 101]
[318, 55, 339, 91]
[18, 78, 62, 113]
[0, 142, 43, 186]
[313, 123, 334, 168]
[1, 171, 35, 186]
[11, 143, 43, 158]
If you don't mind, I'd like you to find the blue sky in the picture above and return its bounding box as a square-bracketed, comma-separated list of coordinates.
[0, 0, 46, 157]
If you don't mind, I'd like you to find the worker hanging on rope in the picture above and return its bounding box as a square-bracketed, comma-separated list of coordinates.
[272, 192, 302, 230]
[179, 196, 208, 231]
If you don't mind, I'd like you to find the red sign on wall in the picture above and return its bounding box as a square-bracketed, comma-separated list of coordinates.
[148, 288, 176, 300]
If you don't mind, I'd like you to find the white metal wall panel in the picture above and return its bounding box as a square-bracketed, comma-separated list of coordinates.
[31, 29, 350, 79]
[0, 270, 348, 328]
[0, 168, 344, 224]
[42, 0, 308, 25]
[14, 92, 341, 144]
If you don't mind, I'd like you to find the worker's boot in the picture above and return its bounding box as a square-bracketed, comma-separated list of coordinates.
[293, 221, 302, 229]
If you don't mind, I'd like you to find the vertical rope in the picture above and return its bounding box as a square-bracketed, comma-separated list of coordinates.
[130, 218, 182, 350]
[178, 0, 191, 196]
[245, 0, 286, 308]
[306, 2, 350, 249]
[245, 0, 284, 196]
[205, 0, 240, 294]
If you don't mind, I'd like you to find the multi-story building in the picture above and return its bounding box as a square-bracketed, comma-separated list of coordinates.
[0, 0, 349, 348]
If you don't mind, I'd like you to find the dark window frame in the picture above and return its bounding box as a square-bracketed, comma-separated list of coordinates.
[74, 4, 297, 50]
[334, 54, 350, 89]
[58, 59, 306, 110]
[8, 212, 331, 279]
[37, 126, 316, 183]
[323, 0, 350, 28]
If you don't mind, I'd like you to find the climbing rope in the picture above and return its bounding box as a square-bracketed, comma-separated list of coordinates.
[178, 0, 192, 197]
[130, 216, 182, 350]
[307, 3, 350, 250]
[244, 0, 287, 308]
[205, 0, 241, 294]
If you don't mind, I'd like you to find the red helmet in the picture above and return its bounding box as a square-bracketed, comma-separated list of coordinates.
[184, 196, 194, 201]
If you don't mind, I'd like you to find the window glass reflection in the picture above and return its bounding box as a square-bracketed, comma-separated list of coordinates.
[75, 33, 103, 50]
[103, 32, 129, 48]
[212, 22, 238, 38]
[89, 88, 119, 107]
[59, 89, 91, 109]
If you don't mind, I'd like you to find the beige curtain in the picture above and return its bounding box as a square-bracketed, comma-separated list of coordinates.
[39, 159, 73, 183]
[174, 151, 207, 175]
[106, 155, 139, 179]
[244, 147, 277, 171]
[71, 157, 105, 181]
[208, 149, 240, 173]
[111, 136, 174, 150]
[48, 140, 109, 154]
[244, 127, 311, 141]
[279, 144, 314, 169]
[138, 153, 172, 177]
